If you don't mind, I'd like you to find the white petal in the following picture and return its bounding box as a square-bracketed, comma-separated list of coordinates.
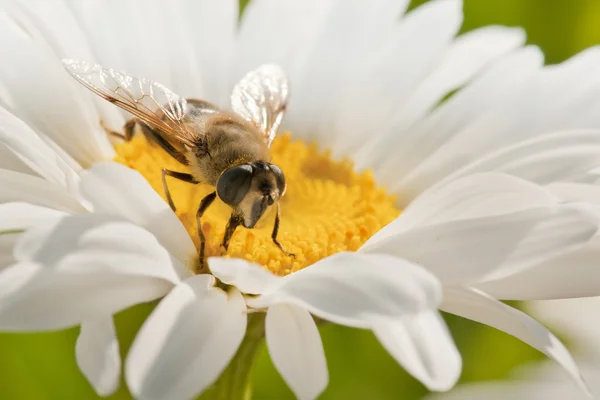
[285, 0, 410, 140]
[3, 0, 125, 130]
[441, 287, 590, 396]
[68, 0, 221, 101]
[567, 168, 600, 185]
[0, 214, 178, 330]
[0, 264, 171, 328]
[395, 47, 600, 200]
[0, 233, 19, 269]
[0, 105, 82, 186]
[248, 252, 442, 329]
[80, 162, 195, 277]
[374, 46, 543, 199]
[39, 134, 86, 184]
[424, 362, 598, 400]
[234, 0, 337, 86]
[328, 0, 463, 158]
[362, 174, 598, 284]
[22, 0, 200, 118]
[66, 0, 173, 89]
[362, 206, 581, 285]
[476, 234, 600, 300]
[483, 203, 599, 282]
[0, 202, 66, 231]
[266, 303, 328, 400]
[373, 25, 525, 141]
[126, 275, 246, 400]
[208, 257, 282, 295]
[5, 1, 96, 61]
[0, 12, 114, 165]
[526, 297, 600, 357]
[0, 143, 37, 176]
[76, 317, 121, 397]
[373, 310, 461, 391]
[145, 0, 204, 98]
[364, 173, 556, 242]
[0, 169, 85, 213]
[14, 213, 180, 280]
[172, 0, 239, 103]
[546, 182, 600, 206]
[430, 130, 600, 192]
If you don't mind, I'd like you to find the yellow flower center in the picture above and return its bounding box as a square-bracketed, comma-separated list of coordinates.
[114, 133, 400, 275]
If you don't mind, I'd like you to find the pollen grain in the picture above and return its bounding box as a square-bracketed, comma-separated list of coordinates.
[113, 133, 400, 275]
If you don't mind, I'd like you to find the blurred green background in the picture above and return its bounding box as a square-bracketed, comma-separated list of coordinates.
[2, 0, 600, 399]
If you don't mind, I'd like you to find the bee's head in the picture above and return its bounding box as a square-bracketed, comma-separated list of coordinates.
[216, 161, 286, 228]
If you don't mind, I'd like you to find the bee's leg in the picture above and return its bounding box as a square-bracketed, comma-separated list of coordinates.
[101, 119, 136, 141]
[136, 120, 189, 166]
[123, 119, 136, 140]
[271, 203, 295, 258]
[196, 191, 217, 272]
[161, 169, 199, 212]
[221, 214, 242, 251]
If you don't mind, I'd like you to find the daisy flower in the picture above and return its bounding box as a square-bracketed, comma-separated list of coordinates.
[1, 0, 600, 399]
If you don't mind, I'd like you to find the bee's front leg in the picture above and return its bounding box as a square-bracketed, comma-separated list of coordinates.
[221, 214, 242, 251]
[271, 203, 295, 258]
[196, 191, 217, 273]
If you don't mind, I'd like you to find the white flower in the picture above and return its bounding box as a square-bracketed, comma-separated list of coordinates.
[1, 0, 600, 399]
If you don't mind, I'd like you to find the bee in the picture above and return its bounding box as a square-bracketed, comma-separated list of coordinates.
[63, 60, 294, 270]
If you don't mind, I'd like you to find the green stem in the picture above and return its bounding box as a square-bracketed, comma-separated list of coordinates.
[200, 313, 265, 400]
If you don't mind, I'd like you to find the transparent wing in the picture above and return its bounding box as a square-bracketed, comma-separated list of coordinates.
[62, 59, 196, 146]
[231, 64, 289, 147]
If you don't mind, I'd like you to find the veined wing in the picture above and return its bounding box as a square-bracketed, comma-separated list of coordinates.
[231, 64, 289, 147]
[63, 59, 197, 147]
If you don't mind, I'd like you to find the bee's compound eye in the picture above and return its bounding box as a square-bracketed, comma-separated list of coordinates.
[217, 164, 253, 206]
[269, 164, 286, 197]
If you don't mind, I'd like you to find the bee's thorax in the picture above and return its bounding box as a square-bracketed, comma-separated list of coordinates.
[184, 113, 271, 185]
